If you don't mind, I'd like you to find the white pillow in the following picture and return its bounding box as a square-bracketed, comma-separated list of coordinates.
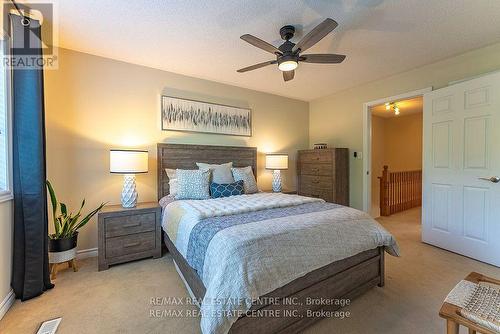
[165, 168, 178, 196]
[196, 162, 234, 184]
[231, 166, 258, 194]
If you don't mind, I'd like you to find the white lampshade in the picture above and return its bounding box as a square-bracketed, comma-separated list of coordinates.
[110, 150, 148, 174]
[265, 154, 288, 170]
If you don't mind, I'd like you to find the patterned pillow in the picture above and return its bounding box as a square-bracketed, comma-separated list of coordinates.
[231, 166, 258, 194]
[175, 169, 211, 200]
[210, 180, 244, 198]
[196, 162, 234, 184]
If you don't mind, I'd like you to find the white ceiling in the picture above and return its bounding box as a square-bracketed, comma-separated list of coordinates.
[53, 0, 500, 101]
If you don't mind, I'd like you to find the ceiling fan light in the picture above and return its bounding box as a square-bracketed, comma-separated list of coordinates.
[278, 60, 298, 71]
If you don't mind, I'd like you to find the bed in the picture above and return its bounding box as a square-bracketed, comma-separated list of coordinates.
[157, 143, 399, 334]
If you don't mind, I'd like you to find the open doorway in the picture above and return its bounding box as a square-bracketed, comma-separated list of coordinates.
[362, 87, 431, 219]
[370, 97, 423, 218]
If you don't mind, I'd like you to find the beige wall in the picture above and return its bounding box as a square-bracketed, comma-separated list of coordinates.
[383, 113, 423, 171]
[310, 42, 500, 210]
[370, 113, 422, 217]
[44, 48, 310, 251]
[0, 200, 13, 307]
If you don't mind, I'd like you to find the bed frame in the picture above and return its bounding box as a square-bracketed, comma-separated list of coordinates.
[157, 143, 385, 334]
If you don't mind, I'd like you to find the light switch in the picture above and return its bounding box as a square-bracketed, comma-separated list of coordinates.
[353, 151, 363, 159]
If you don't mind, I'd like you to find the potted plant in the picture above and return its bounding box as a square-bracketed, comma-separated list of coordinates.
[46, 180, 105, 265]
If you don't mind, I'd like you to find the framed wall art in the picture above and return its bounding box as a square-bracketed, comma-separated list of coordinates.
[161, 96, 252, 136]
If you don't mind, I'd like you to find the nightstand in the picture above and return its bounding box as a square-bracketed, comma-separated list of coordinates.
[98, 202, 161, 271]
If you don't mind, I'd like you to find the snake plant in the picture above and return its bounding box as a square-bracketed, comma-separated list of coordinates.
[46, 180, 106, 239]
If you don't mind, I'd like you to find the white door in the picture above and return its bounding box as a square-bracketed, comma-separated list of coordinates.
[422, 71, 500, 266]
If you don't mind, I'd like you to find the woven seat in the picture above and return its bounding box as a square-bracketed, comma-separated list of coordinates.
[440, 272, 500, 334]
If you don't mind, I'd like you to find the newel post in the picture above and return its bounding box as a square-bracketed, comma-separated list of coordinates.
[379, 165, 390, 216]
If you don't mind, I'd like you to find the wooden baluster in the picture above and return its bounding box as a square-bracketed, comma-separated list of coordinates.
[397, 172, 400, 213]
[400, 172, 403, 212]
[411, 171, 415, 207]
[390, 170, 394, 214]
[394, 172, 397, 213]
[403, 172, 406, 211]
[406, 171, 410, 210]
[409, 172, 412, 208]
[403, 172, 408, 211]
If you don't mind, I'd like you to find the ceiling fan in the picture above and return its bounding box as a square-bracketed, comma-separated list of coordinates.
[237, 18, 346, 82]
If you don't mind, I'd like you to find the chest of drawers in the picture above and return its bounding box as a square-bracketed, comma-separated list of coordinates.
[297, 148, 349, 205]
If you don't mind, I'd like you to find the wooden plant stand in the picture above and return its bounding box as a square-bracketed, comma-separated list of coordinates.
[50, 259, 78, 280]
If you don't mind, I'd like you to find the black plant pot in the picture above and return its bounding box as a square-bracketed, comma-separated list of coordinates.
[49, 232, 78, 252]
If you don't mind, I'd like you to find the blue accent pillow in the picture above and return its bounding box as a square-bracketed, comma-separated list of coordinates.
[210, 180, 245, 198]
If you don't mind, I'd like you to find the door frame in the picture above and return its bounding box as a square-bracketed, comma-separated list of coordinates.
[362, 87, 433, 214]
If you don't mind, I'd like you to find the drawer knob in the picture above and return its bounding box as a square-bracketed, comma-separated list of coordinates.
[123, 242, 141, 248]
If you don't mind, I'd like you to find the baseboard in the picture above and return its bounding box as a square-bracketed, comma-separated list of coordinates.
[76, 247, 98, 260]
[0, 289, 15, 320]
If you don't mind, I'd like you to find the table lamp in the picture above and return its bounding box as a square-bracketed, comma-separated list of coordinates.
[110, 149, 148, 208]
[265, 154, 288, 192]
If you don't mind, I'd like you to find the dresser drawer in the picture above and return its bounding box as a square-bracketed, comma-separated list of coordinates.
[298, 190, 333, 203]
[299, 151, 332, 163]
[300, 175, 333, 190]
[299, 163, 333, 176]
[105, 212, 156, 238]
[105, 231, 156, 258]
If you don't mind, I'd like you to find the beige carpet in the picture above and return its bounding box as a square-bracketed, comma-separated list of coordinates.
[1, 208, 499, 334]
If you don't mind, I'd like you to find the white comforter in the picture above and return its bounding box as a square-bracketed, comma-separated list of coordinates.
[161, 193, 399, 334]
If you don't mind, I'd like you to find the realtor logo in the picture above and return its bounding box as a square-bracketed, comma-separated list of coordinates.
[1, 0, 59, 69]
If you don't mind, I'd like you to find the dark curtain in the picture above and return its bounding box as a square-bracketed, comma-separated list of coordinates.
[10, 14, 54, 300]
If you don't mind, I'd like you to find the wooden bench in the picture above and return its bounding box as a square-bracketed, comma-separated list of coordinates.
[439, 272, 500, 334]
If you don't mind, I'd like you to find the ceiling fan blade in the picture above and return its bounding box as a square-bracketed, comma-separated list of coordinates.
[283, 70, 295, 82]
[240, 34, 282, 55]
[300, 54, 346, 64]
[292, 18, 338, 53]
[237, 60, 276, 73]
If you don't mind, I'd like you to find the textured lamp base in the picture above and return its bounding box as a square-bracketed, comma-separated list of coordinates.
[121, 174, 138, 208]
[272, 170, 282, 192]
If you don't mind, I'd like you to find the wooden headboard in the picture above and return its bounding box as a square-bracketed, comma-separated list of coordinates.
[157, 143, 257, 199]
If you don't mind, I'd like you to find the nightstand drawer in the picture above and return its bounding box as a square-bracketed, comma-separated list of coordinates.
[105, 231, 156, 258]
[104, 213, 156, 238]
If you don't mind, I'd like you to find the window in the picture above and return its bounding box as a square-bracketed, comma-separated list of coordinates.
[0, 39, 12, 202]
